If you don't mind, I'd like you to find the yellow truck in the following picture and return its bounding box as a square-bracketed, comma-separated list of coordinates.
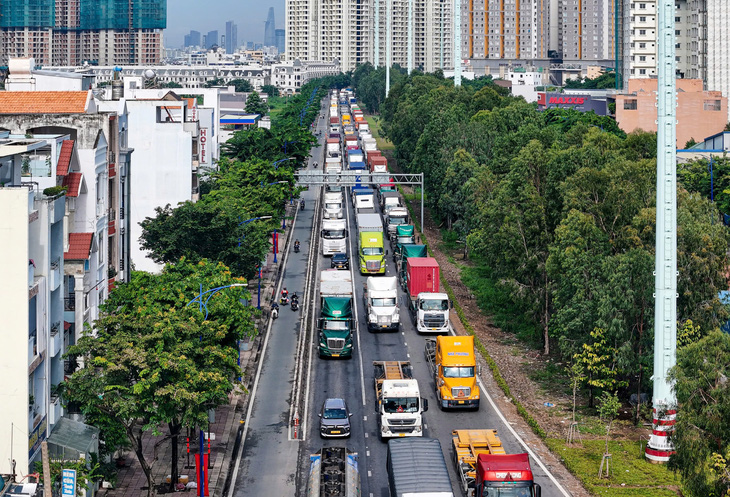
[452, 429, 541, 497]
[424, 336, 480, 409]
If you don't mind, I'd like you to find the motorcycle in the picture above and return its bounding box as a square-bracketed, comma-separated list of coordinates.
[279, 295, 290, 306]
[294, 242, 300, 253]
[271, 303, 279, 319]
[291, 294, 300, 311]
[300, 200, 305, 211]
[314, 161, 319, 168]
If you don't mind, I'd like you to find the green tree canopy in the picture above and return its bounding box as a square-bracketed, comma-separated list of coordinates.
[245, 90, 269, 115]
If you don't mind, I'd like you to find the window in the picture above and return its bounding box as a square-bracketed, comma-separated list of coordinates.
[704, 99, 722, 111]
[639, 29, 646, 35]
[639, 56, 646, 61]
[624, 99, 638, 110]
[639, 3, 646, 8]
[675, 30, 681, 35]
[640, 16, 646, 21]
[639, 69, 646, 75]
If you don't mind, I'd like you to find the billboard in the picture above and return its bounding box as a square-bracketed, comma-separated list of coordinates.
[537, 93, 608, 115]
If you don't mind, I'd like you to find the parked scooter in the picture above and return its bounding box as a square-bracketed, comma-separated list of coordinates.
[291, 293, 300, 311]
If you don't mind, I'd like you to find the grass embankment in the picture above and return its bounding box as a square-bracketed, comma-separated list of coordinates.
[267, 95, 289, 121]
[363, 114, 394, 151]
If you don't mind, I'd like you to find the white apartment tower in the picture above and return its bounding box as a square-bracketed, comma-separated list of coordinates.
[286, 0, 453, 72]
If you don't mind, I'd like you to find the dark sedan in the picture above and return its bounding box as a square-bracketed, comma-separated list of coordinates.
[331, 252, 349, 270]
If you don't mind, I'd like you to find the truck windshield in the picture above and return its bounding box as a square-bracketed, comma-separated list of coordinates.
[363, 247, 383, 256]
[383, 397, 419, 413]
[323, 229, 345, 239]
[371, 298, 396, 307]
[389, 216, 407, 224]
[323, 320, 349, 331]
[325, 203, 342, 210]
[421, 299, 448, 311]
[443, 366, 475, 378]
[480, 485, 533, 497]
[397, 236, 414, 244]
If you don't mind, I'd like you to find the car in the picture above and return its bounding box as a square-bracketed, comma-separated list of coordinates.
[331, 252, 349, 270]
[319, 398, 352, 438]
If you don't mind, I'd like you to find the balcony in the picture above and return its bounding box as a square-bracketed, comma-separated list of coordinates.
[50, 322, 62, 357]
[50, 258, 61, 291]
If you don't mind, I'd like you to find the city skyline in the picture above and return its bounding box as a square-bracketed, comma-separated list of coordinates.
[166, 0, 284, 48]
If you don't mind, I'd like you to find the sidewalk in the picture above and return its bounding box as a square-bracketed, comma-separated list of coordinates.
[101, 205, 295, 496]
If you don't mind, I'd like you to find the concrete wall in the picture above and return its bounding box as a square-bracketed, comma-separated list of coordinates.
[615, 79, 728, 147]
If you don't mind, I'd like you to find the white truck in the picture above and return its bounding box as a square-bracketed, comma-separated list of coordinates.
[325, 157, 342, 174]
[373, 361, 428, 440]
[354, 190, 375, 213]
[326, 141, 340, 155]
[363, 276, 400, 332]
[324, 192, 344, 219]
[321, 219, 347, 255]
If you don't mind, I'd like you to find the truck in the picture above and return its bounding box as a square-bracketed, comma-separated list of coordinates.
[326, 137, 340, 155]
[329, 116, 339, 125]
[321, 218, 347, 255]
[323, 191, 344, 219]
[373, 361, 428, 440]
[387, 438, 453, 497]
[319, 270, 354, 358]
[390, 225, 416, 254]
[363, 276, 400, 332]
[385, 206, 409, 236]
[358, 231, 385, 274]
[345, 135, 358, 149]
[369, 155, 388, 174]
[325, 156, 342, 174]
[381, 191, 402, 214]
[452, 430, 542, 497]
[347, 148, 364, 165]
[354, 187, 375, 213]
[405, 257, 452, 334]
[425, 336, 480, 409]
[395, 244, 427, 283]
[307, 447, 360, 497]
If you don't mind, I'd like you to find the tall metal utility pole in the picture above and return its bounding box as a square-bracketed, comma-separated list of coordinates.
[645, 0, 677, 463]
[375, 0, 380, 65]
[408, 0, 414, 73]
[453, 0, 461, 86]
[386, 0, 391, 97]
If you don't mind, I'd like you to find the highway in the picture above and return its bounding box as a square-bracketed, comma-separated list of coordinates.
[231, 98, 570, 497]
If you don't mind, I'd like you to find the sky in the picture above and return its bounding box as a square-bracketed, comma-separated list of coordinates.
[165, 0, 285, 49]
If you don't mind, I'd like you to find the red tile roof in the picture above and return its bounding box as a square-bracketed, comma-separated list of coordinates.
[0, 91, 90, 114]
[56, 140, 74, 176]
[62, 172, 82, 197]
[64, 233, 93, 260]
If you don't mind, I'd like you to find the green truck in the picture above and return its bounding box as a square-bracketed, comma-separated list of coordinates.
[319, 270, 354, 358]
[395, 244, 428, 290]
[391, 225, 416, 260]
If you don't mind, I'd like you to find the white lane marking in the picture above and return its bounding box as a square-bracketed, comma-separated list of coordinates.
[364, 433, 368, 438]
[404, 342, 407, 346]
[363, 415, 367, 421]
[345, 187, 367, 406]
[407, 353, 410, 358]
[366, 450, 370, 457]
[368, 471, 372, 478]
[449, 327, 571, 496]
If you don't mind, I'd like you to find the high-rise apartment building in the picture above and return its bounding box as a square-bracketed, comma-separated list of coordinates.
[184, 30, 201, 48]
[265, 8, 277, 48]
[276, 28, 286, 55]
[205, 30, 219, 49]
[0, 0, 166, 66]
[226, 21, 238, 53]
[286, 0, 450, 72]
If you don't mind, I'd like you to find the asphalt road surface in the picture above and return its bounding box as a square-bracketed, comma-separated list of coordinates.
[231, 99, 570, 497]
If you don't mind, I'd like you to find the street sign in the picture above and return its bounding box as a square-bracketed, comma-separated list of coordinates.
[62, 468, 76, 497]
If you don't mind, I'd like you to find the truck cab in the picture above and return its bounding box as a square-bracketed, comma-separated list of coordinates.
[385, 207, 409, 236]
[426, 336, 480, 409]
[323, 192, 343, 219]
[476, 453, 541, 497]
[318, 297, 353, 358]
[391, 225, 416, 254]
[321, 219, 347, 255]
[359, 232, 386, 274]
[364, 276, 400, 332]
[374, 361, 428, 440]
[414, 292, 451, 334]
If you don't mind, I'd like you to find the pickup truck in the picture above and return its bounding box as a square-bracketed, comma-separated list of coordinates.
[425, 336, 480, 409]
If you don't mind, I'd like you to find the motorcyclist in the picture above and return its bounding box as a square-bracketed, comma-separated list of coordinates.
[300, 199, 305, 210]
[294, 239, 301, 251]
[281, 288, 289, 301]
[291, 292, 299, 303]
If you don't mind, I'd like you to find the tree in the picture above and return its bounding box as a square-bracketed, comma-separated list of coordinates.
[245, 90, 269, 115]
[228, 78, 253, 92]
[65, 260, 251, 496]
[669, 330, 730, 497]
[597, 391, 621, 478]
[204, 78, 225, 88]
[572, 328, 625, 407]
[36, 457, 103, 496]
[261, 84, 279, 97]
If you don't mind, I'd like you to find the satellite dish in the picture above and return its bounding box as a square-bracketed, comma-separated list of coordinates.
[144, 69, 156, 79]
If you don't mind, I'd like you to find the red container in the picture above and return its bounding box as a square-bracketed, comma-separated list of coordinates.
[330, 116, 339, 124]
[326, 137, 339, 144]
[406, 257, 440, 296]
[369, 156, 388, 172]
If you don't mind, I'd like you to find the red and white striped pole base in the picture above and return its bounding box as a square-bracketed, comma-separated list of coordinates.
[645, 408, 676, 463]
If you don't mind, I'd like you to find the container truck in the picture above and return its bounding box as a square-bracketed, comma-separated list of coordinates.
[366, 149, 382, 164]
[357, 213, 386, 274]
[387, 438, 453, 497]
[405, 257, 452, 334]
[319, 270, 354, 358]
[381, 191, 403, 215]
[452, 430, 542, 497]
[395, 244, 428, 285]
[390, 225, 416, 255]
[323, 191, 343, 219]
[425, 336, 480, 409]
[369, 155, 388, 174]
[354, 187, 375, 213]
[307, 447, 360, 497]
[325, 156, 343, 174]
[373, 361, 428, 440]
[345, 135, 358, 150]
[385, 207, 409, 236]
[349, 160, 367, 172]
[326, 138, 340, 155]
[321, 219, 347, 255]
[363, 276, 400, 332]
[347, 148, 364, 166]
[329, 116, 339, 126]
